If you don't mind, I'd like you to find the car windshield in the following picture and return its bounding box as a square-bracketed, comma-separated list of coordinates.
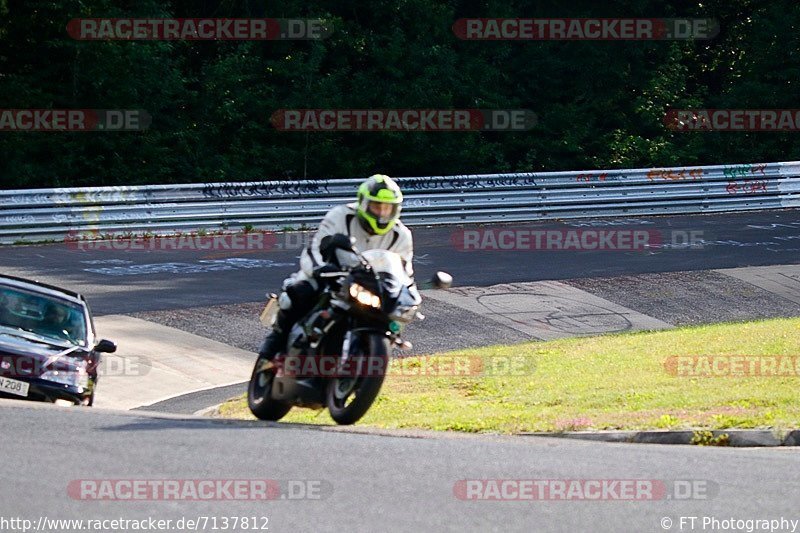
[0, 286, 88, 347]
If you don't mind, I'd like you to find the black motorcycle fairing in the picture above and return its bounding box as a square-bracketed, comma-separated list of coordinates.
[251, 247, 444, 425]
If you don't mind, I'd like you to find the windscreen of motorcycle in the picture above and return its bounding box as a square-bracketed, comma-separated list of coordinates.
[360, 249, 413, 294]
[334, 248, 361, 269]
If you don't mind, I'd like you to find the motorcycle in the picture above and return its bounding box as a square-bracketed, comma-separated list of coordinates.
[248, 234, 452, 425]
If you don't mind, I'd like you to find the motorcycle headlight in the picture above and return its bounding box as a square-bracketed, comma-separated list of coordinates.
[40, 369, 89, 389]
[349, 283, 381, 309]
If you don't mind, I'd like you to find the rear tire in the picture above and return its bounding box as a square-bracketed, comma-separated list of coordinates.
[327, 334, 390, 425]
[248, 356, 292, 421]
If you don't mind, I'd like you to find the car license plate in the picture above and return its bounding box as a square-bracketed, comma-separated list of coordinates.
[260, 295, 279, 327]
[0, 376, 29, 398]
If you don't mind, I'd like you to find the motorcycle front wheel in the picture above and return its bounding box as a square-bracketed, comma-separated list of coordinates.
[327, 333, 390, 425]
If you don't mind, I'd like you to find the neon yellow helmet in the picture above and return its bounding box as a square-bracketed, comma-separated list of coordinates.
[356, 174, 403, 235]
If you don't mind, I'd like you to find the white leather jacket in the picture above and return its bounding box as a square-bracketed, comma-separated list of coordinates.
[292, 203, 414, 285]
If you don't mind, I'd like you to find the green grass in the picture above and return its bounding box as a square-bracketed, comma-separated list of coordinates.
[219, 317, 800, 433]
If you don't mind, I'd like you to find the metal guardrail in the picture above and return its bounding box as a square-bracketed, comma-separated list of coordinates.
[1, 161, 798, 244]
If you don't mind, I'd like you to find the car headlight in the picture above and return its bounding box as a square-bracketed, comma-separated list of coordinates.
[40, 369, 89, 389]
[349, 283, 381, 309]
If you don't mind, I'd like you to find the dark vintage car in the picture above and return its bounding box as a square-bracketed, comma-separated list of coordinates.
[0, 275, 116, 406]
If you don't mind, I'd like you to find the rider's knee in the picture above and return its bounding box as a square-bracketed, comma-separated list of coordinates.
[280, 280, 318, 311]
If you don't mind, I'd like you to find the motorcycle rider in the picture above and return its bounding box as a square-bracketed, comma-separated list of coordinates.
[257, 174, 414, 362]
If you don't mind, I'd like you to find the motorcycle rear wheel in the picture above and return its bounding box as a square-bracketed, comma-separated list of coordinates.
[248, 356, 292, 421]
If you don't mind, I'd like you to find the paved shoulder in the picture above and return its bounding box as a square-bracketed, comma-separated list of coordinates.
[93, 315, 252, 410]
[423, 282, 671, 340]
[716, 264, 800, 305]
[568, 266, 800, 326]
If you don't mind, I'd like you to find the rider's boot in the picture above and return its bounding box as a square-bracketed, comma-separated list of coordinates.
[257, 308, 295, 361]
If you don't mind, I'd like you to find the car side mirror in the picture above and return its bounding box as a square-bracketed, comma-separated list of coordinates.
[94, 339, 117, 353]
[431, 271, 453, 289]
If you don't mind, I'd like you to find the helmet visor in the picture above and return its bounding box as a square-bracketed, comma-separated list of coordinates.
[365, 200, 400, 227]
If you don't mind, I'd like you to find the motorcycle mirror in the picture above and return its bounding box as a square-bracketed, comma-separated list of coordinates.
[431, 271, 453, 289]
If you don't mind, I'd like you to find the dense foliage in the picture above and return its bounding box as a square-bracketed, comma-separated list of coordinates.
[0, 0, 798, 188]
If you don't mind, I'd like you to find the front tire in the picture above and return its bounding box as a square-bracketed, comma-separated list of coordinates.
[327, 334, 390, 425]
[248, 356, 292, 421]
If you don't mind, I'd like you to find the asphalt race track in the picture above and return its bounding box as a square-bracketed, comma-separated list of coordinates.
[1, 210, 799, 411]
[0, 210, 798, 315]
[2, 210, 800, 531]
[2, 401, 800, 533]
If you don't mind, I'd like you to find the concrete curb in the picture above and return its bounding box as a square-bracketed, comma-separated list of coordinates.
[193, 404, 223, 417]
[189, 395, 800, 446]
[520, 429, 794, 447]
[189, 405, 800, 447]
[191, 394, 246, 417]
